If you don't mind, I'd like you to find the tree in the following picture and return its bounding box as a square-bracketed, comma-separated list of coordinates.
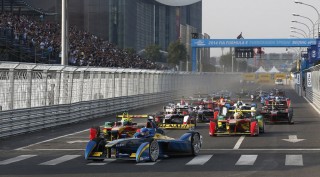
[219, 52, 233, 72]
[124, 48, 136, 56]
[238, 60, 248, 72]
[145, 44, 161, 62]
[167, 40, 187, 65]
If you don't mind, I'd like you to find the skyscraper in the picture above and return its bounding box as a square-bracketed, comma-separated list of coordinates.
[23, 0, 202, 52]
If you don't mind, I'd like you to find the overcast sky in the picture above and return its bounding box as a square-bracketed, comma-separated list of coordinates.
[202, 0, 320, 57]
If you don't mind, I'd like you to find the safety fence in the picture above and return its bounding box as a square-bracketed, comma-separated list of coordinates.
[0, 62, 242, 138]
[0, 93, 172, 138]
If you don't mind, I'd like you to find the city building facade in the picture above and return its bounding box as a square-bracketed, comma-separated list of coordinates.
[24, 0, 202, 53]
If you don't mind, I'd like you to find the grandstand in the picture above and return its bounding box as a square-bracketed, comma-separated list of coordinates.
[0, 0, 168, 70]
[0, 0, 57, 64]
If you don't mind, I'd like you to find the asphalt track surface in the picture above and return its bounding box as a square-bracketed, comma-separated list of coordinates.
[1, 84, 320, 177]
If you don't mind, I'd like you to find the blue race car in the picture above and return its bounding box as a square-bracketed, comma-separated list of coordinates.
[85, 128, 202, 163]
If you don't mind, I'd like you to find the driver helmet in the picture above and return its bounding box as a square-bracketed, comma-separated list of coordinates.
[140, 128, 150, 137]
[234, 112, 243, 119]
[121, 118, 131, 126]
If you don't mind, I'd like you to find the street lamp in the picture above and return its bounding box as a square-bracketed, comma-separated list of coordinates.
[291, 20, 311, 35]
[291, 30, 307, 38]
[294, 1, 320, 37]
[292, 13, 315, 38]
[290, 26, 308, 37]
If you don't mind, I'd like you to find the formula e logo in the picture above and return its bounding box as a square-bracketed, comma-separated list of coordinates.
[194, 40, 205, 46]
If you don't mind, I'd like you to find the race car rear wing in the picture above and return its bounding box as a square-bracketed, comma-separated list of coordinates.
[116, 115, 149, 118]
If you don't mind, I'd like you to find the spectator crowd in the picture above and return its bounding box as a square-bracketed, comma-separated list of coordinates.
[0, 12, 168, 70]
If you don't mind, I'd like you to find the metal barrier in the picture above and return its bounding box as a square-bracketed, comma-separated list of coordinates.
[292, 65, 320, 112]
[0, 92, 173, 138]
[0, 62, 242, 138]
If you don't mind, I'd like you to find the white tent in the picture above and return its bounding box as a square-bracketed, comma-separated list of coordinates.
[255, 66, 267, 73]
[268, 66, 280, 73]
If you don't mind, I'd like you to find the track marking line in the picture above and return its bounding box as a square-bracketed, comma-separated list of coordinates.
[235, 155, 257, 165]
[16, 148, 320, 151]
[15, 129, 89, 150]
[0, 155, 37, 165]
[285, 155, 303, 166]
[233, 136, 245, 149]
[186, 155, 213, 165]
[39, 155, 81, 165]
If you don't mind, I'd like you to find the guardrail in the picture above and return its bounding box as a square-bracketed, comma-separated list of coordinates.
[294, 65, 320, 111]
[0, 92, 173, 138]
[0, 62, 242, 138]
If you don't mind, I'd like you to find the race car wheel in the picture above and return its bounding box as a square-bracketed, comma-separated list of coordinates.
[259, 121, 265, 133]
[250, 121, 259, 136]
[191, 133, 201, 155]
[149, 140, 159, 162]
[209, 121, 216, 136]
[288, 113, 294, 124]
[110, 130, 119, 140]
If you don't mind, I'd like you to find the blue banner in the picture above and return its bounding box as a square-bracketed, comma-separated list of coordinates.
[317, 38, 320, 60]
[191, 38, 316, 48]
[310, 45, 317, 62]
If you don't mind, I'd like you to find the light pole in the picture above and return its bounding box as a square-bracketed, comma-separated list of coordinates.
[295, 1, 320, 37]
[290, 26, 308, 37]
[291, 20, 311, 35]
[291, 30, 307, 38]
[292, 13, 315, 38]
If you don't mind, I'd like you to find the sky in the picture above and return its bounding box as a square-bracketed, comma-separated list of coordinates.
[202, 0, 320, 57]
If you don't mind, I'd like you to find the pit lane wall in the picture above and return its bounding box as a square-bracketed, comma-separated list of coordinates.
[0, 62, 241, 138]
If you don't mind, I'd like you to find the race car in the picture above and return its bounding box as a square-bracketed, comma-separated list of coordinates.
[158, 113, 196, 129]
[101, 112, 164, 141]
[209, 106, 264, 136]
[260, 98, 293, 124]
[196, 108, 215, 123]
[194, 103, 221, 123]
[157, 103, 196, 129]
[85, 128, 202, 163]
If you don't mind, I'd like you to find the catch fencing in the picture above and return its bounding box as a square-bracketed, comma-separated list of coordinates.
[0, 62, 241, 138]
[299, 65, 320, 111]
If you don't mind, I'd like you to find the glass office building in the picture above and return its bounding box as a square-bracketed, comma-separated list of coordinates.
[24, 0, 202, 52]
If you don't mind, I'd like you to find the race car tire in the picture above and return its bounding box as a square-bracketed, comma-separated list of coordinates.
[110, 130, 119, 140]
[288, 118, 294, 124]
[92, 159, 104, 162]
[259, 121, 265, 133]
[196, 116, 202, 123]
[209, 121, 216, 136]
[288, 109, 294, 124]
[92, 138, 106, 162]
[250, 121, 259, 136]
[191, 133, 201, 156]
[149, 140, 159, 162]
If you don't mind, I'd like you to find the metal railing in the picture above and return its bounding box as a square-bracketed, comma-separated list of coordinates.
[300, 65, 320, 110]
[0, 62, 242, 138]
